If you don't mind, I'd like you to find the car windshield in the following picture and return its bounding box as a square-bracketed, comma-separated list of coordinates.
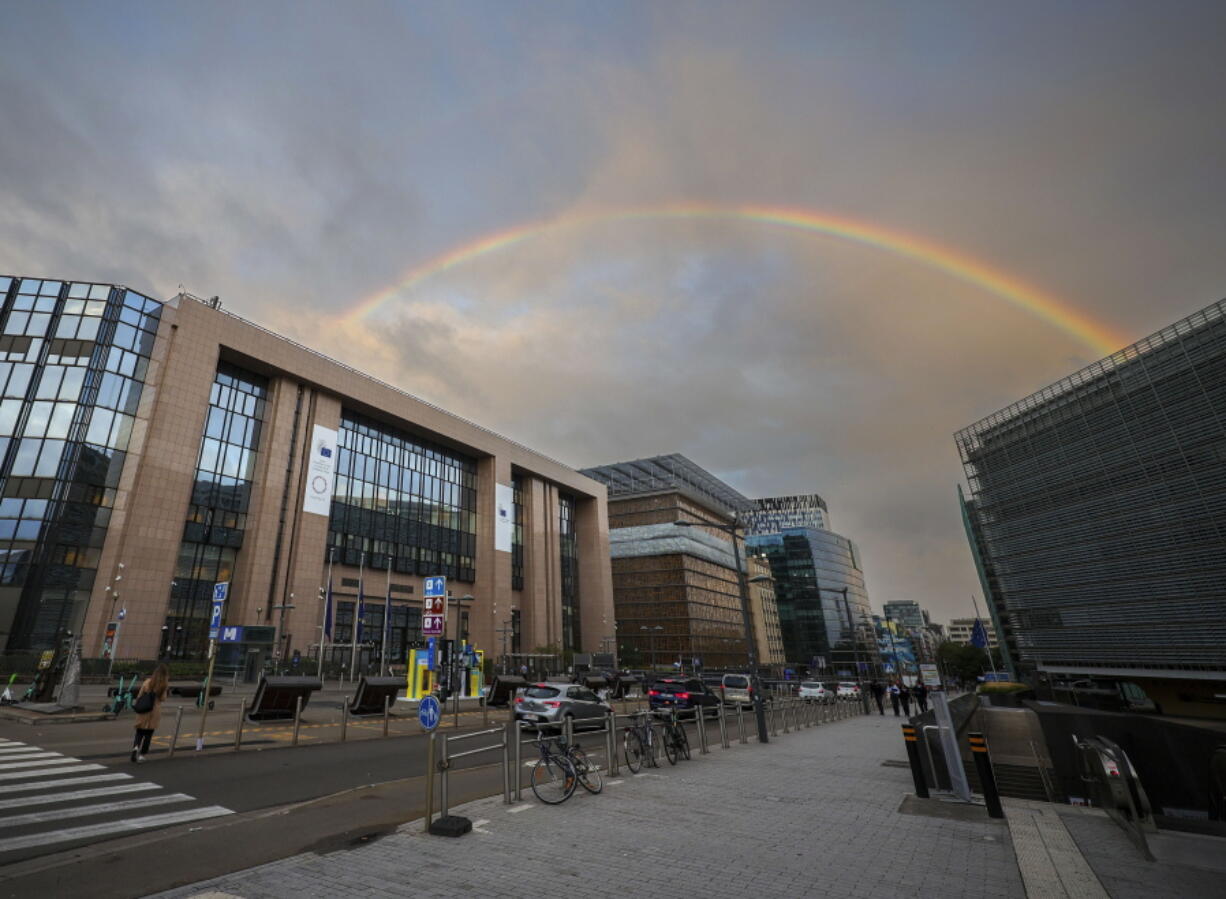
[723, 676, 749, 688]
[801, 682, 822, 689]
[524, 686, 560, 699]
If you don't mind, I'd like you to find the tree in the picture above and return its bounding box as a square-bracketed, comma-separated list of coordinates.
[937, 640, 1003, 683]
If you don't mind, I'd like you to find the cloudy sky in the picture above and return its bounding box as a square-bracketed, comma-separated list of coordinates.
[3, 2, 1225, 624]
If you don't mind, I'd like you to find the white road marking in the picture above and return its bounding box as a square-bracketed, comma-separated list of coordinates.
[606, 779, 624, 786]
[0, 753, 65, 765]
[0, 758, 79, 771]
[0, 793, 195, 828]
[0, 764, 105, 782]
[507, 804, 534, 813]
[0, 745, 33, 753]
[0, 782, 160, 809]
[0, 773, 131, 794]
[0, 806, 234, 853]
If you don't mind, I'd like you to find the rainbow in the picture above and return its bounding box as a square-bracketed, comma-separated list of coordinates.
[343, 203, 1126, 356]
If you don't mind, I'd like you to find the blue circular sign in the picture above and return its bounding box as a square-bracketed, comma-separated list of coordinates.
[418, 695, 441, 732]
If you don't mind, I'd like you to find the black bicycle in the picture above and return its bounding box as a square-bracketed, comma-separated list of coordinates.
[623, 710, 661, 772]
[530, 736, 578, 805]
[559, 737, 603, 794]
[658, 707, 691, 764]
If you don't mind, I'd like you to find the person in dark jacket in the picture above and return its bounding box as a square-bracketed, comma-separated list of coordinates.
[914, 681, 929, 714]
[869, 680, 886, 715]
[888, 682, 901, 716]
[899, 683, 912, 716]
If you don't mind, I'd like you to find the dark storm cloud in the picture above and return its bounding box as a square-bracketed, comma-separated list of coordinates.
[3, 1, 1225, 623]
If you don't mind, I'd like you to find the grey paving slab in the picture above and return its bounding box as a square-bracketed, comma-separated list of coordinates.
[151, 712, 1027, 899]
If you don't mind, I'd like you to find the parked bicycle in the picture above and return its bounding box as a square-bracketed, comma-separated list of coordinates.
[530, 736, 578, 805]
[559, 737, 603, 794]
[658, 707, 691, 765]
[623, 709, 661, 772]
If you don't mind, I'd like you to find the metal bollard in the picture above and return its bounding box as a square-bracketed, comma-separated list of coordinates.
[423, 730, 436, 832]
[696, 709, 709, 754]
[340, 703, 348, 742]
[969, 732, 1004, 818]
[168, 706, 184, 758]
[234, 702, 245, 751]
[606, 711, 618, 776]
[513, 720, 524, 802]
[383, 695, 390, 737]
[564, 714, 574, 747]
[502, 722, 511, 804]
[770, 702, 779, 737]
[737, 703, 747, 744]
[902, 724, 929, 798]
[783, 699, 791, 733]
[292, 695, 302, 746]
[439, 735, 450, 817]
[718, 703, 729, 748]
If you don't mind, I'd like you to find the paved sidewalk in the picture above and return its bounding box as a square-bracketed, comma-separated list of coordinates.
[152, 712, 1025, 899]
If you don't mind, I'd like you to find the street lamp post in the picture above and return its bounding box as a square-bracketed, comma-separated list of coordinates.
[640, 625, 662, 672]
[675, 515, 770, 745]
[272, 595, 295, 674]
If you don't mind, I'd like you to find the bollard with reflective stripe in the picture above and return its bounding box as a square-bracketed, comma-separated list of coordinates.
[969, 731, 1004, 818]
[901, 724, 929, 798]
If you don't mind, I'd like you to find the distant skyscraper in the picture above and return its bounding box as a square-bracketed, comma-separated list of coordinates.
[882, 600, 926, 631]
[742, 494, 829, 532]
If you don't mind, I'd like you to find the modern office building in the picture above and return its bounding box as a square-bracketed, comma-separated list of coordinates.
[746, 525, 874, 678]
[747, 553, 785, 670]
[579, 454, 783, 671]
[882, 600, 926, 631]
[947, 617, 999, 648]
[956, 297, 1226, 715]
[742, 494, 828, 532]
[0, 274, 614, 672]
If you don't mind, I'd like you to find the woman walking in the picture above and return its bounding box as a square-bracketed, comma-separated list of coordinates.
[131, 664, 170, 763]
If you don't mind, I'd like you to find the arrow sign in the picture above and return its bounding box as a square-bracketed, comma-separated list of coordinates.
[418, 695, 441, 731]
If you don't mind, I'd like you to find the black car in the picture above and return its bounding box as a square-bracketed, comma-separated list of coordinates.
[648, 677, 722, 717]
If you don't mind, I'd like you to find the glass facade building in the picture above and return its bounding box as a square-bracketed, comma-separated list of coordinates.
[165, 363, 268, 658]
[956, 298, 1226, 680]
[0, 276, 161, 651]
[747, 527, 872, 675]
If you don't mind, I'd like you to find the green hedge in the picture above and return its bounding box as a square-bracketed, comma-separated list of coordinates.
[977, 682, 1031, 694]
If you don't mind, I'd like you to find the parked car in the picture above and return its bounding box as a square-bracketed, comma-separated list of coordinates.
[720, 673, 755, 707]
[836, 682, 861, 699]
[649, 677, 722, 717]
[798, 681, 833, 703]
[514, 682, 611, 730]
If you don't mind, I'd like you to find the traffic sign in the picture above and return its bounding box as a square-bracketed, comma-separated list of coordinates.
[418, 695, 441, 731]
[213, 582, 230, 603]
[423, 614, 444, 636]
[423, 596, 445, 615]
[219, 626, 245, 643]
[208, 600, 225, 640]
[424, 576, 446, 597]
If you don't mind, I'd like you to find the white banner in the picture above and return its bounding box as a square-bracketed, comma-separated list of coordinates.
[303, 424, 338, 516]
[495, 482, 514, 553]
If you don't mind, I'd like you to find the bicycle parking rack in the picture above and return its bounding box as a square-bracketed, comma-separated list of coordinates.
[426, 724, 512, 837]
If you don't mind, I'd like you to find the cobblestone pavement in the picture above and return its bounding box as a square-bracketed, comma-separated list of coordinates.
[152, 711, 1026, 899]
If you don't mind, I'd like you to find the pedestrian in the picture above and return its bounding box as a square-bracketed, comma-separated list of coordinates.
[889, 682, 901, 716]
[914, 681, 929, 714]
[520, 663, 529, 679]
[899, 682, 912, 716]
[869, 680, 886, 715]
[130, 663, 170, 763]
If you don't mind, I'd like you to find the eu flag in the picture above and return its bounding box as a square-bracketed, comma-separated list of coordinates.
[970, 618, 990, 649]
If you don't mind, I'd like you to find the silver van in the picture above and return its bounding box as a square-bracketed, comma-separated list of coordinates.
[721, 673, 754, 707]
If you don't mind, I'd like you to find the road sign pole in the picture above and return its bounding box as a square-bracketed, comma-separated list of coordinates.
[196, 638, 218, 751]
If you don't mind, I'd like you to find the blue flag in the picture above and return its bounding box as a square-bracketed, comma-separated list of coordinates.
[323, 579, 333, 640]
[970, 618, 989, 649]
[355, 582, 365, 643]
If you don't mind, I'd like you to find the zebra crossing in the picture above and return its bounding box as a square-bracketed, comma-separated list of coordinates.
[0, 736, 232, 859]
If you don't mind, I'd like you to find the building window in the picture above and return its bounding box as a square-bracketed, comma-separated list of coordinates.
[559, 493, 580, 651]
[511, 474, 524, 590]
[164, 362, 267, 659]
[327, 410, 478, 582]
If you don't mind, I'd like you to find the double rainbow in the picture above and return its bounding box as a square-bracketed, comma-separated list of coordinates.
[342, 203, 1126, 356]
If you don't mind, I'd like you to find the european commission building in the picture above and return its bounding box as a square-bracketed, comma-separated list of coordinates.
[956, 298, 1226, 715]
[0, 275, 613, 669]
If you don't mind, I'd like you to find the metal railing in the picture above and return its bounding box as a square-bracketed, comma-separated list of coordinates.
[425, 725, 512, 831]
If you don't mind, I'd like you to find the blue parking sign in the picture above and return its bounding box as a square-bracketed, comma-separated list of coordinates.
[424, 576, 446, 597]
[213, 582, 229, 602]
[208, 600, 225, 639]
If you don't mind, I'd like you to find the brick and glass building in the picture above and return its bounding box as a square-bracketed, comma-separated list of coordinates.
[0, 274, 613, 671]
[956, 298, 1226, 715]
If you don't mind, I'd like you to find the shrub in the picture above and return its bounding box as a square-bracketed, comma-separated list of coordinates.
[977, 681, 1030, 694]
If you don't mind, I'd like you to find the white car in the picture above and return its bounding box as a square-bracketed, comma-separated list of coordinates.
[836, 682, 861, 699]
[798, 681, 833, 703]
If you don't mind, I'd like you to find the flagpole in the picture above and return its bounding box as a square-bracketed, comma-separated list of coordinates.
[381, 562, 391, 676]
[971, 595, 999, 679]
[351, 551, 364, 676]
[318, 546, 334, 678]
